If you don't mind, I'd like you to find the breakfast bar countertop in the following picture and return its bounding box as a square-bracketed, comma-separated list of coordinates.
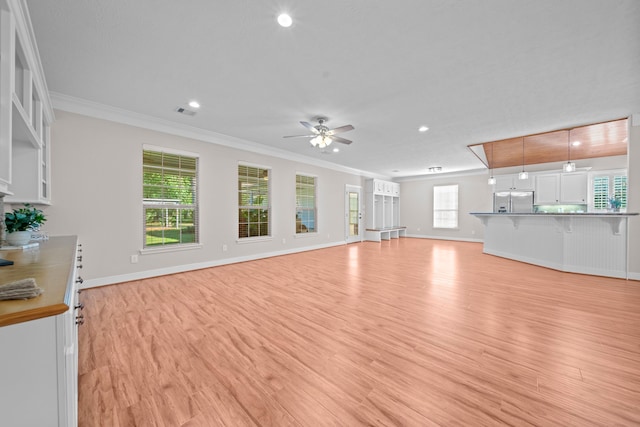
[0, 236, 78, 327]
[470, 212, 639, 216]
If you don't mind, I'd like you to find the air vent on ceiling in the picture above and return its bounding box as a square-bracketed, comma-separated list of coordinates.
[175, 106, 197, 116]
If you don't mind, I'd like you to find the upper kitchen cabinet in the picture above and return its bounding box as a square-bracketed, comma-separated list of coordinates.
[0, 0, 54, 203]
[559, 172, 588, 204]
[535, 172, 588, 204]
[493, 173, 534, 191]
[535, 174, 560, 204]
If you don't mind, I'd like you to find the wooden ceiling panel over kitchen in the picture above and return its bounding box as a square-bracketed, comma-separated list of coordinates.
[474, 118, 627, 169]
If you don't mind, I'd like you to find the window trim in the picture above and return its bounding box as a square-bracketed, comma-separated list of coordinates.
[142, 146, 200, 250]
[433, 184, 459, 229]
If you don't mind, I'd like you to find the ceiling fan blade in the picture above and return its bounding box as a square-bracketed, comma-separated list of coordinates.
[283, 134, 315, 139]
[300, 121, 320, 134]
[326, 124, 354, 135]
[329, 135, 352, 145]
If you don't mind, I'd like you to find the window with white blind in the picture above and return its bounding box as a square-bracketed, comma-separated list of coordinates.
[142, 148, 198, 248]
[296, 174, 317, 233]
[238, 164, 271, 239]
[591, 170, 627, 211]
[433, 184, 459, 229]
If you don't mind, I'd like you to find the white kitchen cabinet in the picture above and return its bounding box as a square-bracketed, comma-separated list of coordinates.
[0, 237, 82, 427]
[0, 0, 54, 202]
[535, 172, 588, 205]
[535, 173, 560, 204]
[560, 172, 588, 203]
[493, 174, 534, 191]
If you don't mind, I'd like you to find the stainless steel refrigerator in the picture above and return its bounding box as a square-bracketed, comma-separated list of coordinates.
[494, 191, 534, 213]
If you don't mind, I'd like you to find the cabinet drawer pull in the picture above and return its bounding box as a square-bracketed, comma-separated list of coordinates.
[77, 264, 83, 269]
[76, 314, 85, 325]
[75, 302, 85, 311]
[76, 276, 84, 284]
[77, 256, 83, 262]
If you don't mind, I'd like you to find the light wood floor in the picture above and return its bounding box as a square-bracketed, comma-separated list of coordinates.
[78, 238, 640, 426]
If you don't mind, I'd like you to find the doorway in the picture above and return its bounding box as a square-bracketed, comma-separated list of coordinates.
[345, 185, 362, 243]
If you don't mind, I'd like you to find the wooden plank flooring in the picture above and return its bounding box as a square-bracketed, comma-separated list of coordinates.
[77, 238, 640, 426]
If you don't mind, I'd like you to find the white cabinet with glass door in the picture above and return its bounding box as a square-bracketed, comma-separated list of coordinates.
[0, 1, 54, 203]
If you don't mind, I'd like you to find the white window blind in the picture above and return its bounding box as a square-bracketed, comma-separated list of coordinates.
[238, 164, 271, 238]
[433, 184, 458, 229]
[296, 174, 316, 233]
[142, 149, 198, 247]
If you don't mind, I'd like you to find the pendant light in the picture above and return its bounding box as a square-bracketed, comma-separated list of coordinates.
[563, 129, 576, 172]
[518, 137, 528, 180]
[487, 142, 496, 185]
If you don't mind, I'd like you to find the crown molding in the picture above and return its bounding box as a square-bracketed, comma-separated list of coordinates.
[50, 92, 388, 180]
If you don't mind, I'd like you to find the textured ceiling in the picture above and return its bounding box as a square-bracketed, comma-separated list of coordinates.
[26, 0, 640, 178]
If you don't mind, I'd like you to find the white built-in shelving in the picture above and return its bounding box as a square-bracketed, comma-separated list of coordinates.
[0, 0, 54, 203]
[365, 179, 405, 241]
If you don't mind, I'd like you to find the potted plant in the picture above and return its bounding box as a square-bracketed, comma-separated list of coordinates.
[608, 197, 622, 212]
[4, 204, 47, 246]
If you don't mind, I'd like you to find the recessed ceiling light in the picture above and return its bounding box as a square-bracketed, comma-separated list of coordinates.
[277, 13, 292, 27]
[392, 169, 399, 173]
[333, 147, 340, 153]
[428, 167, 442, 173]
[571, 140, 581, 146]
[418, 125, 429, 132]
[188, 101, 200, 109]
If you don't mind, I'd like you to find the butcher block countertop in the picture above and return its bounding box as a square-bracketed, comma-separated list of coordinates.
[0, 236, 78, 327]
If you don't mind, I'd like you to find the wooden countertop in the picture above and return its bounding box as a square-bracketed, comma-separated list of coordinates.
[0, 235, 78, 327]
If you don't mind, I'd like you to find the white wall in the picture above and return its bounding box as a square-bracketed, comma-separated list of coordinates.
[36, 110, 364, 286]
[399, 173, 492, 241]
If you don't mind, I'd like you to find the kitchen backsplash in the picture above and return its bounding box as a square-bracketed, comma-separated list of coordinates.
[534, 204, 588, 213]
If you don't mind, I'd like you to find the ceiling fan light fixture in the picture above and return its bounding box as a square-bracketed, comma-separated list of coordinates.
[418, 125, 429, 132]
[311, 135, 332, 148]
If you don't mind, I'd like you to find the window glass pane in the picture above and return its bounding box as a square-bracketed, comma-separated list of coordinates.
[614, 175, 627, 208]
[143, 150, 198, 247]
[433, 184, 458, 228]
[238, 165, 271, 238]
[296, 175, 316, 233]
[593, 176, 609, 210]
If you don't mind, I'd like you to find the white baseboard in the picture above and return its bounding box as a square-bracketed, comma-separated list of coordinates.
[81, 240, 346, 289]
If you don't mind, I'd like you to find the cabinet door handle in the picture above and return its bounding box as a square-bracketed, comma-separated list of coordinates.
[77, 256, 83, 262]
[77, 264, 83, 269]
[75, 302, 85, 311]
[76, 314, 85, 325]
[76, 276, 84, 284]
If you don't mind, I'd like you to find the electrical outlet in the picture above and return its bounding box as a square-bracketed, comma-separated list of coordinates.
[222, 244, 228, 252]
[130, 254, 138, 264]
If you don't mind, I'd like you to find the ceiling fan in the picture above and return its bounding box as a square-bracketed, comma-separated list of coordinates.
[283, 116, 354, 148]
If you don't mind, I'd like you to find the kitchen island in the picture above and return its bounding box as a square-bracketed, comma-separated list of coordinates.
[470, 212, 638, 279]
